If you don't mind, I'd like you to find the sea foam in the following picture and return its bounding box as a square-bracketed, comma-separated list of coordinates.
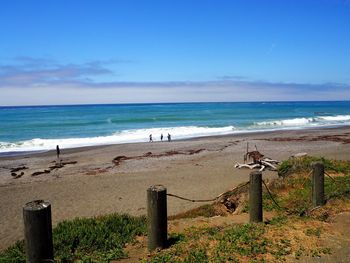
[256, 117, 315, 127]
[0, 126, 235, 153]
[318, 115, 350, 121]
[255, 114, 350, 127]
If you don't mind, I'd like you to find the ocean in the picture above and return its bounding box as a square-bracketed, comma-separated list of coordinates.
[1, 101, 350, 154]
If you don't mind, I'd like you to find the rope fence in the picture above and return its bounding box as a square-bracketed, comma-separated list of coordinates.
[23, 161, 340, 260]
[166, 193, 220, 203]
[262, 180, 283, 210]
[166, 182, 250, 203]
[166, 165, 341, 216]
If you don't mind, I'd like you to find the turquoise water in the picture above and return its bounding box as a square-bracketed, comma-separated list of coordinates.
[1, 101, 350, 153]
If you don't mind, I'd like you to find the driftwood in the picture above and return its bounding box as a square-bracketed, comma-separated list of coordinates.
[235, 143, 279, 172]
[235, 158, 279, 172]
[263, 158, 279, 164]
[244, 150, 264, 163]
[234, 163, 261, 169]
[261, 160, 277, 170]
[259, 165, 266, 172]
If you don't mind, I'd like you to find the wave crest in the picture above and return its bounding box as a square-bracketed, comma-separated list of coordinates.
[256, 117, 315, 126]
[255, 114, 350, 127]
[0, 126, 235, 153]
[318, 115, 350, 121]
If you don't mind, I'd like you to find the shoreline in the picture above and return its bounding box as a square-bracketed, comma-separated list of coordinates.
[1, 126, 350, 249]
[1, 124, 349, 159]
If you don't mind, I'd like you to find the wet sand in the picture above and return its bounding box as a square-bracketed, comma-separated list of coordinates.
[1, 127, 350, 250]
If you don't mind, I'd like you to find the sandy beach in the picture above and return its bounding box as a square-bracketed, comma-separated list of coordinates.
[1, 127, 350, 250]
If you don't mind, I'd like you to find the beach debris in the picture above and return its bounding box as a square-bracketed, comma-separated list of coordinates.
[49, 163, 64, 169]
[244, 150, 264, 163]
[234, 163, 261, 170]
[11, 172, 24, 179]
[29, 160, 78, 177]
[260, 134, 350, 144]
[235, 143, 279, 172]
[61, 161, 78, 165]
[10, 166, 28, 173]
[49, 160, 78, 170]
[32, 170, 51, 176]
[113, 156, 129, 166]
[235, 158, 279, 172]
[188, 149, 204, 155]
[112, 149, 205, 166]
[8, 166, 28, 178]
[85, 167, 110, 176]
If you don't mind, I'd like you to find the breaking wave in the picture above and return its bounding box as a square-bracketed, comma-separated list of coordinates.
[255, 115, 350, 127]
[2, 114, 350, 154]
[0, 126, 235, 153]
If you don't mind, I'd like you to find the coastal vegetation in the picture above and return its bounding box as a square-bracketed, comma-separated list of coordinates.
[0, 156, 349, 262]
[0, 214, 146, 263]
[277, 155, 350, 177]
[143, 157, 349, 262]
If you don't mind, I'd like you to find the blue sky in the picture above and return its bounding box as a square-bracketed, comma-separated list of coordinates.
[1, 0, 350, 105]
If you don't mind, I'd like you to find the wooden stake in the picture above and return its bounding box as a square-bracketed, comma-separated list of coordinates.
[249, 171, 263, 223]
[312, 162, 325, 207]
[147, 185, 167, 251]
[23, 200, 53, 263]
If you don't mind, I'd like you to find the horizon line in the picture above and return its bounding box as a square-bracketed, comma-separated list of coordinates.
[1, 100, 350, 108]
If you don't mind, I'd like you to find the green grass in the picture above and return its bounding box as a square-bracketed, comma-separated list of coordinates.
[280, 175, 350, 215]
[0, 214, 146, 263]
[305, 227, 321, 238]
[214, 224, 269, 260]
[267, 215, 288, 226]
[144, 218, 331, 262]
[0, 241, 25, 263]
[278, 156, 350, 177]
[262, 158, 350, 215]
[144, 223, 293, 262]
[246, 157, 350, 215]
[325, 175, 350, 200]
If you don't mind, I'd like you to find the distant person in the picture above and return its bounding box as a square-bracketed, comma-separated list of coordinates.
[167, 133, 171, 142]
[149, 134, 153, 142]
[56, 145, 60, 159]
[160, 134, 163, 141]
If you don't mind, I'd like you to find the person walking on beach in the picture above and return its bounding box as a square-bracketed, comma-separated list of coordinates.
[160, 133, 163, 141]
[149, 134, 153, 142]
[56, 145, 60, 159]
[167, 133, 171, 142]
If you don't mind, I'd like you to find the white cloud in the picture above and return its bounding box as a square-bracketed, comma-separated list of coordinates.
[1, 81, 349, 106]
[1, 57, 350, 105]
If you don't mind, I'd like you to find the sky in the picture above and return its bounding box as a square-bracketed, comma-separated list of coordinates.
[0, 0, 350, 105]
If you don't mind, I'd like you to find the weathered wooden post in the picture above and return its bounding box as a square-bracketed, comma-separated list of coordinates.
[312, 162, 325, 207]
[147, 185, 167, 251]
[249, 171, 263, 223]
[23, 200, 53, 263]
